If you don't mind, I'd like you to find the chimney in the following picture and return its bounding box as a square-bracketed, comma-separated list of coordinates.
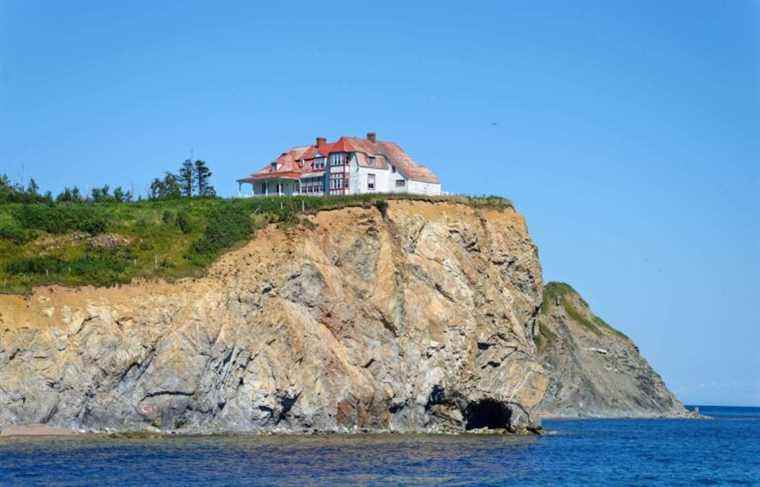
[366, 132, 376, 143]
[316, 137, 326, 147]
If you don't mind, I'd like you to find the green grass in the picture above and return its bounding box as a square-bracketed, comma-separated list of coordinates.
[0, 194, 512, 294]
[534, 322, 557, 353]
[540, 281, 629, 339]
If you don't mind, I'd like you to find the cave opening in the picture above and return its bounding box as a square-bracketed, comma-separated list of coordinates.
[464, 399, 512, 430]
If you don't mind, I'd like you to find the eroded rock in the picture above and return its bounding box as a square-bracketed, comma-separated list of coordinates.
[0, 201, 546, 434]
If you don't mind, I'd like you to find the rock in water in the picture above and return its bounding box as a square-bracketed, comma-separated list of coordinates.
[535, 282, 692, 418]
[0, 201, 548, 434]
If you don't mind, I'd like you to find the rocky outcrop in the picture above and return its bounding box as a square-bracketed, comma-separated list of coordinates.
[0, 201, 548, 434]
[535, 282, 692, 418]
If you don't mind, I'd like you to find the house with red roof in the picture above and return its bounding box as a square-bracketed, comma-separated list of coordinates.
[237, 133, 442, 197]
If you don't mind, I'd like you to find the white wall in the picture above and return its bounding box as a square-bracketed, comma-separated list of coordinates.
[346, 163, 441, 195]
[406, 180, 442, 196]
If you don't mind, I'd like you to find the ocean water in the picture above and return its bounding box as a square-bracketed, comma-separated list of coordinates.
[0, 406, 758, 485]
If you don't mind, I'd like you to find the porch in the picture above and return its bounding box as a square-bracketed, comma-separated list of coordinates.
[237, 177, 301, 197]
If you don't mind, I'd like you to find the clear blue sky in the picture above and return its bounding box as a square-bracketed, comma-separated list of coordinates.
[1, 1, 758, 406]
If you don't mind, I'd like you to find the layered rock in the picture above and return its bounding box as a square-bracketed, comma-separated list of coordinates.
[0, 201, 547, 433]
[535, 282, 692, 418]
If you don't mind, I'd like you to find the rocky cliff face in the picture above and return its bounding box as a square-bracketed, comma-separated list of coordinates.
[535, 282, 691, 418]
[0, 201, 548, 434]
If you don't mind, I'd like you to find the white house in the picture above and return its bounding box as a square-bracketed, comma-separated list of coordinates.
[237, 133, 442, 197]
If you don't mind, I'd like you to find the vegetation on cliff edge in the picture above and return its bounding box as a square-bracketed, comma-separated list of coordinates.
[0, 194, 512, 293]
[538, 282, 629, 347]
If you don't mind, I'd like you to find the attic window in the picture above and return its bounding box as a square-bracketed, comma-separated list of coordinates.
[391, 165, 396, 173]
[271, 162, 278, 171]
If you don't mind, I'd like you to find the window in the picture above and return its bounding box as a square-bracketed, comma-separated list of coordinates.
[391, 165, 396, 173]
[301, 176, 323, 194]
[329, 174, 344, 191]
[330, 153, 346, 166]
[367, 173, 376, 191]
[313, 157, 325, 170]
[395, 179, 405, 187]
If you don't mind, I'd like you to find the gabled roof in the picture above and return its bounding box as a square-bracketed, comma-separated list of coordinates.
[238, 135, 440, 184]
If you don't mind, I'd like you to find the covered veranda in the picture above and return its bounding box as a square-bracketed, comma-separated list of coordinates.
[236, 175, 300, 197]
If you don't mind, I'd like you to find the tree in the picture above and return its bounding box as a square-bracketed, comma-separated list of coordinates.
[91, 185, 112, 203]
[163, 172, 181, 199]
[194, 160, 214, 197]
[178, 159, 195, 198]
[113, 186, 132, 203]
[56, 186, 84, 203]
[149, 173, 181, 200]
[27, 178, 39, 196]
[149, 178, 164, 200]
[0, 174, 13, 203]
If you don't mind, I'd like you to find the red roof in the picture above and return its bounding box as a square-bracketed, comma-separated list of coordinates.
[238, 135, 440, 184]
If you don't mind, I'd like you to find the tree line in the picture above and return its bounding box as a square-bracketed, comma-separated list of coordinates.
[0, 159, 216, 204]
[149, 160, 215, 200]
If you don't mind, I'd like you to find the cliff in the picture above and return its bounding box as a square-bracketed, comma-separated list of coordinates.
[535, 282, 692, 418]
[0, 200, 548, 434]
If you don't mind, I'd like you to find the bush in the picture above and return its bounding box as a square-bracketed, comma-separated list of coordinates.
[0, 222, 36, 244]
[12, 204, 108, 235]
[5, 255, 66, 275]
[374, 199, 389, 218]
[161, 210, 176, 226]
[5, 248, 133, 286]
[176, 211, 192, 234]
[191, 204, 251, 257]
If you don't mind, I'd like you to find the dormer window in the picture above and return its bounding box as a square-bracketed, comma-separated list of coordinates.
[271, 162, 278, 171]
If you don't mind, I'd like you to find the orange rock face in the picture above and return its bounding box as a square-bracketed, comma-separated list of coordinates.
[0, 201, 547, 433]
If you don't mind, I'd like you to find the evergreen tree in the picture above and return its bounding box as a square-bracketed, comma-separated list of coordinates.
[162, 172, 181, 199]
[27, 178, 39, 196]
[91, 185, 112, 202]
[56, 186, 83, 203]
[149, 178, 164, 200]
[113, 186, 132, 203]
[194, 160, 214, 197]
[178, 159, 195, 198]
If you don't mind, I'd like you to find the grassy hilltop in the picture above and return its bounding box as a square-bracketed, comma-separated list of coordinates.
[0, 194, 511, 294]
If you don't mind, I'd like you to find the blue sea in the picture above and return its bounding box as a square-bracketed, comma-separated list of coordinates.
[0, 406, 758, 485]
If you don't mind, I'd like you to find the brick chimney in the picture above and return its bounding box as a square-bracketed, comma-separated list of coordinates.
[316, 137, 326, 147]
[366, 132, 376, 143]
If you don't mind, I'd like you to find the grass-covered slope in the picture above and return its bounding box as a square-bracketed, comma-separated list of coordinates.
[535, 281, 691, 418]
[537, 282, 628, 352]
[0, 194, 511, 293]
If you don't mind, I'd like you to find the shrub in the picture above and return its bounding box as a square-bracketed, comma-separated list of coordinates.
[12, 205, 108, 235]
[5, 255, 66, 275]
[176, 211, 192, 234]
[191, 204, 251, 257]
[161, 210, 176, 226]
[4, 248, 133, 287]
[0, 222, 36, 244]
[374, 199, 389, 218]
